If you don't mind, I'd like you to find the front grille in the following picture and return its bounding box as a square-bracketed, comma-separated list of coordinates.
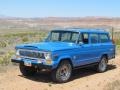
[19, 50, 45, 59]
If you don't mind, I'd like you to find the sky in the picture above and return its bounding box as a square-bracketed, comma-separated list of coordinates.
[0, 0, 119, 18]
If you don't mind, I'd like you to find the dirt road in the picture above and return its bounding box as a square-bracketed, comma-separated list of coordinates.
[0, 56, 120, 90]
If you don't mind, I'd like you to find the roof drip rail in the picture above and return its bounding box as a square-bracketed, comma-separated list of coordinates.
[65, 27, 106, 32]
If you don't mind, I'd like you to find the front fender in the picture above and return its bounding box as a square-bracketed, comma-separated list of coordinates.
[52, 55, 73, 69]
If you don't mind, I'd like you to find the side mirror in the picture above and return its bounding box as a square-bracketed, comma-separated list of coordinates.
[44, 38, 49, 42]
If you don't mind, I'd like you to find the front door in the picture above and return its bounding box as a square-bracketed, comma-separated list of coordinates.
[75, 33, 94, 66]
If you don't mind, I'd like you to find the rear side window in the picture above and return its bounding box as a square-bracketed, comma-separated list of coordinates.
[100, 34, 109, 43]
[90, 34, 99, 43]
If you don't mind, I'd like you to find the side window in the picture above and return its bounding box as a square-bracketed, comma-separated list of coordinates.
[90, 34, 99, 44]
[81, 33, 89, 44]
[100, 34, 109, 43]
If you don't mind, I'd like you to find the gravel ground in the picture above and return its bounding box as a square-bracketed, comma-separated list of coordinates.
[0, 56, 120, 90]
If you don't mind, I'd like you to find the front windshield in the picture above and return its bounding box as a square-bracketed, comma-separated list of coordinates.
[46, 31, 79, 43]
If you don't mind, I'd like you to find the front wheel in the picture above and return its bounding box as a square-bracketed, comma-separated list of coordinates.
[97, 56, 108, 73]
[19, 63, 37, 76]
[51, 60, 72, 83]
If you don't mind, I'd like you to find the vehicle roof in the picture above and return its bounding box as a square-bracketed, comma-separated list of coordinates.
[52, 28, 109, 34]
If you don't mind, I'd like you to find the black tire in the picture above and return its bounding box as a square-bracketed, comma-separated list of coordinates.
[51, 60, 72, 83]
[19, 63, 37, 76]
[97, 56, 108, 73]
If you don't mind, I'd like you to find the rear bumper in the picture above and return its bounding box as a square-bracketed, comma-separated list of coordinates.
[11, 59, 52, 70]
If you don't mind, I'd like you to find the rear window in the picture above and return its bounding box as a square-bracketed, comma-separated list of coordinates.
[100, 34, 110, 43]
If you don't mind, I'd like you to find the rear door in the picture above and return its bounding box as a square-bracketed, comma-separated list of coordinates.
[89, 33, 101, 62]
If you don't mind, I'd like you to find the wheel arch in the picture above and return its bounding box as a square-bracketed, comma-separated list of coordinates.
[101, 54, 108, 62]
[58, 58, 73, 69]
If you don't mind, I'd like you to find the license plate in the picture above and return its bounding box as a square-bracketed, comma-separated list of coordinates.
[24, 60, 31, 67]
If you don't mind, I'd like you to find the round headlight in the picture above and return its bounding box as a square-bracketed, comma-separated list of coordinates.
[44, 52, 51, 60]
[16, 50, 20, 55]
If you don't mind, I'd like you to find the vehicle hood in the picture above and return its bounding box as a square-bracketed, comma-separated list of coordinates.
[15, 42, 79, 52]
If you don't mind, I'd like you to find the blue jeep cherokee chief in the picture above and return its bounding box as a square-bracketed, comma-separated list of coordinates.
[11, 28, 115, 83]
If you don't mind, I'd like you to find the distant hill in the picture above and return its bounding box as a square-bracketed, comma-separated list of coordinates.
[0, 17, 120, 31]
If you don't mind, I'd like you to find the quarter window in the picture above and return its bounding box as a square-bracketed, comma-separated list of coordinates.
[100, 34, 109, 43]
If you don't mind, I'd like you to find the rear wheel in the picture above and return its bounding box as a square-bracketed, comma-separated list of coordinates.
[51, 60, 72, 83]
[19, 63, 37, 76]
[97, 56, 108, 72]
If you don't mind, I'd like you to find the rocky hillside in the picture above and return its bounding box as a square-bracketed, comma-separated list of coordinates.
[0, 17, 120, 31]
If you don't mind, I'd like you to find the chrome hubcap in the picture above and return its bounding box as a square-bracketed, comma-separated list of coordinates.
[99, 58, 107, 71]
[57, 64, 71, 81]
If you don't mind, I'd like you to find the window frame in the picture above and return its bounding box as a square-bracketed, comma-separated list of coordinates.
[50, 31, 60, 41]
[79, 32, 89, 44]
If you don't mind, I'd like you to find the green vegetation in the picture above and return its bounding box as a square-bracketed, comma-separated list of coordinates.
[0, 41, 7, 48]
[113, 32, 120, 45]
[115, 40, 120, 45]
[0, 51, 14, 65]
[0, 29, 47, 65]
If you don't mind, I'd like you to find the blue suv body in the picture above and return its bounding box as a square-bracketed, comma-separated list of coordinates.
[11, 28, 115, 83]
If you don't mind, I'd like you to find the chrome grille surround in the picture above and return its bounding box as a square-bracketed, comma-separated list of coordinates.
[18, 49, 45, 59]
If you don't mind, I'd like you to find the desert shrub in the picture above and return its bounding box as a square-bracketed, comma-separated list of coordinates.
[0, 56, 9, 65]
[0, 57, 3, 64]
[0, 51, 15, 65]
[115, 40, 120, 45]
[0, 41, 7, 48]
[22, 37, 29, 42]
